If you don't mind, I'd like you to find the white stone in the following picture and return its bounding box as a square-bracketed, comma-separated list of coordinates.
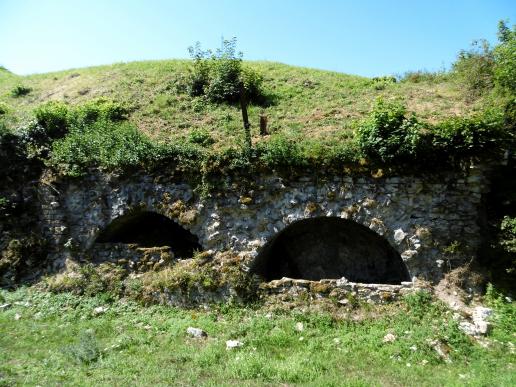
[93, 306, 108, 315]
[393, 229, 406, 244]
[207, 231, 220, 240]
[14, 313, 21, 321]
[207, 221, 220, 232]
[383, 333, 396, 343]
[295, 322, 304, 332]
[401, 250, 417, 261]
[472, 306, 492, 322]
[226, 340, 243, 349]
[471, 306, 492, 335]
[63, 238, 74, 248]
[186, 327, 207, 338]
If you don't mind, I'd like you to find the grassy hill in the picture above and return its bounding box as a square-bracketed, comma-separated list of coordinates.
[0, 60, 484, 149]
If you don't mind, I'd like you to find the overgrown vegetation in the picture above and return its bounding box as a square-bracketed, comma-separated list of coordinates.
[0, 22, 511, 178]
[453, 20, 515, 100]
[64, 329, 101, 365]
[187, 38, 265, 104]
[0, 288, 514, 385]
[10, 84, 32, 97]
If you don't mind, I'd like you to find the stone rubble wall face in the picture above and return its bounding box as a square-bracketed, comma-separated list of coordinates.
[37, 169, 488, 282]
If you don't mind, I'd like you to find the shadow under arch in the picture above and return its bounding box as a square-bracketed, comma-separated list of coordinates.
[95, 211, 201, 258]
[250, 217, 410, 284]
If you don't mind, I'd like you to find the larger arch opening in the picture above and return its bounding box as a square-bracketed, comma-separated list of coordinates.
[95, 211, 201, 258]
[250, 217, 410, 284]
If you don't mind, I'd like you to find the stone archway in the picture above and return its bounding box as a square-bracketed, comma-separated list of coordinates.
[96, 211, 201, 258]
[250, 217, 410, 284]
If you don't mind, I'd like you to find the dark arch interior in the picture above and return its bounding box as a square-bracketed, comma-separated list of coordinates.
[95, 211, 201, 257]
[250, 217, 410, 284]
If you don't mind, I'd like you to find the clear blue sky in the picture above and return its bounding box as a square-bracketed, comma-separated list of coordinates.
[0, 0, 514, 77]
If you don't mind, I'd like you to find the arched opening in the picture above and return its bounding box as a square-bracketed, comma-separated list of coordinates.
[250, 217, 410, 284]
[95, 211, 201, 258]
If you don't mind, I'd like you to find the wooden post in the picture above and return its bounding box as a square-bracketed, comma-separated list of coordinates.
[259, 114, 268, 136]
[239, 85, 252, 152]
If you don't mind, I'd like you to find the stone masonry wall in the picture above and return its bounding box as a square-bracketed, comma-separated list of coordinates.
[37, 166, 489, 283]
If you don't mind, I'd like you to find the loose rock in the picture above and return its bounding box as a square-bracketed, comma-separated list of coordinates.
[93, 306, 108, 315]
[186, 327, 207, 338]
[383, 333, 396, 343]
[226, 339, 243, 349]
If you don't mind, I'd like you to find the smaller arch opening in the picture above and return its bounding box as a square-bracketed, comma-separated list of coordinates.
[96, 211, 201, 258]
[250, 217, 410, 284]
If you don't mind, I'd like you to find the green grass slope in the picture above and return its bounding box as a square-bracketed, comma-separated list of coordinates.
[0, 60, 482, 149]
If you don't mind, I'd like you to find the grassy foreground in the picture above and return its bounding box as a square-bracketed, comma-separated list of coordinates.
[0, 289, 514, 386]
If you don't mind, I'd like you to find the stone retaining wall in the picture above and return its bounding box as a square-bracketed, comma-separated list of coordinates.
[37, 166, 489, 283]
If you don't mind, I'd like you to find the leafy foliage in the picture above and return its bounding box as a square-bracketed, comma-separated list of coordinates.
[187, 38, 264, 104]
[356, 98, 507, 165]
[188, 128, 214, 147]
[64, 329, 101, 365]
[10, 84, 32, 97]
[400, 70, 448, 84]
[33, 101, 70, 139]
[431, 108, 506, 157]
[356, 98, 422, 163]
[485, 284, 516, 342]
[493, 21, 516, 95]
[255, 134, 305, 168]
[453, 39, 495, 99]
[453, 20, 516, 98]
[499, 216, 516, 254]
[50, 120, 155, 176]
[0, 102, 8, 115]
[73, 98, 129, 125]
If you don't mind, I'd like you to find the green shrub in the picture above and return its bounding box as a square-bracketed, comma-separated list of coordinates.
[188, 128, 214, 147]
[401, 70, 448, 83]
[372, 76, 396, 90]
[452, 20, 516, 98]
[73, 98, 129, 125]
[485, 284, 516, 342]
[356, 98, 422, 163]
[499, 216, 516, 254]
[50, 120, 155, 176]
[18, 99, 131, 168]
[493, 21, 516, 94]
[256, 134, 305, 168]
[187, 38, 264, 104]
[10, 84, 32, 97]
[299, 139, 358, 167]
[0, 102, 8, 115]
[64, 329, 101, 364]
[34, 101, 70, 139]
[404, 290, 434, 318]
[431, 109, 505, 157]
[452, 39, 495, 99]
[187, 42, 211, 97]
